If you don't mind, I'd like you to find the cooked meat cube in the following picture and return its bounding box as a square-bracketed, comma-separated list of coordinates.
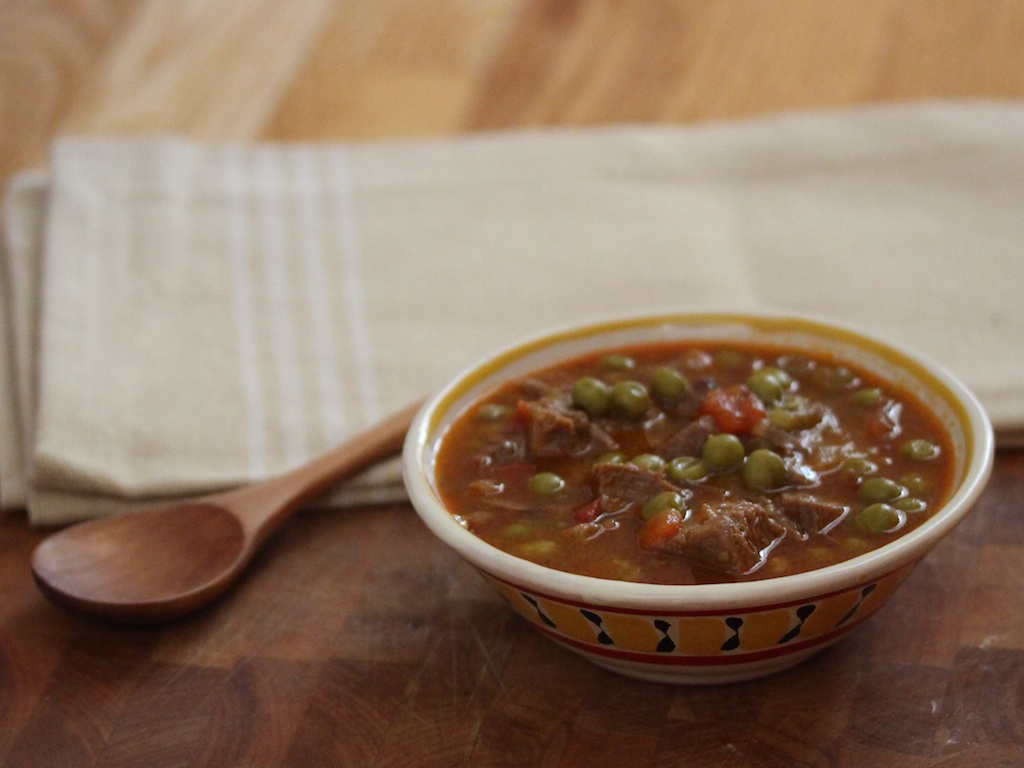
[750, 418, 803, 454]
[516, 377, 557, 399]
[594, 461, 678, 512]
[686, 377, 717, 406]
[778, 492, 848, 534]
[660, 415, 718, 457]
[521, 399, 592, 456]
[656, 499, 786, 576]
[587, 420, 619, 452]
[657, 376, 716, 419]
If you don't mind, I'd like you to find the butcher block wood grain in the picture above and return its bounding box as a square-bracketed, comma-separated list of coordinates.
[3, 1, 1024, 765]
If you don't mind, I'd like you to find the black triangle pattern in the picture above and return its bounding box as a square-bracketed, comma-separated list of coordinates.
[580, 609, 614, 645]
[836, 584, 877, 627]
[779, 604, 817, 644]
[654, 619, 676, 653]
[721, 616, 744, 651]
[520, 593, 556, 628]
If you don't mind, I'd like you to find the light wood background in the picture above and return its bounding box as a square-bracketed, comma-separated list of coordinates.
[3, 1, 1024, 766]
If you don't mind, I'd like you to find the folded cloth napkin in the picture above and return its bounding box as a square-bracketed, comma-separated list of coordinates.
[3, 101, 1024, 525]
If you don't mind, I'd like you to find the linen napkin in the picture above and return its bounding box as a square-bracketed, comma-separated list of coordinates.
[3, 101, 1024, 526]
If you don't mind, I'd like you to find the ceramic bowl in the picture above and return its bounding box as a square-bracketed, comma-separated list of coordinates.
[402, 311, 994, 684]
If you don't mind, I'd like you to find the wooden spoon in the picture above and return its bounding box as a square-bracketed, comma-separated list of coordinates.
[31, 401, 421, 623]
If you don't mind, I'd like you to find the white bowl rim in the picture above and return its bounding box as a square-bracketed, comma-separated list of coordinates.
[403, 309, 995, 611]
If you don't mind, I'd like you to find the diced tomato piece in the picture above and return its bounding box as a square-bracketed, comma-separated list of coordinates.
[572, 500, 602, 523]
[514, 400, 533, 426]
[637, 507, 684, 551]
[699, 384, 766, 434]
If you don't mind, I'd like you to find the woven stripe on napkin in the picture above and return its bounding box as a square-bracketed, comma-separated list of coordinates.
[3, 102, 1023, 525]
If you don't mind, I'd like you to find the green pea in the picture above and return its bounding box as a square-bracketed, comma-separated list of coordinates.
[715, 350, 747, 369]
[807, 546, 833, 562]
[842, 537, 871, 556]
[814, 364, 858, 390]
[641, 491, 686, 520]
[630, 453, 666, 472]
[610, 557, 642, 581]
[529, 472, 565, 494]
[900, 473, 931, 495]
[701, 433, 745, 472]
[858, 503, 904, 533]
[667, 456, 709, 483]
[742, 449, 788, 491]
[477, 403, 511, 421]
[747, 367, 792, 405]
[596, 451, 627, 465]
[767, 395, 821, 430]
[894, 496, 927, 514]
[601, 353, 635, 371]
[518, 539, 559, 558]
[610, 380, 651, 419]
[901, 438, 941, 461]
[860, 476, 904, 503]
[651, 366, 689, 400]
[779, 355, 815, 376]
[841, 456, 878, 476]
[572, 376, 611, 417]
[852, 387, 884, 407]
[501, 522, 532, 538]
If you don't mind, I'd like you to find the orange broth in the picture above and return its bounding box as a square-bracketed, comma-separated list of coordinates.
[434, 342, 955, 585]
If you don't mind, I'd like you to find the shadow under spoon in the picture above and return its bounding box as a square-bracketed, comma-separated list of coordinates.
[31, 401, 421, 623]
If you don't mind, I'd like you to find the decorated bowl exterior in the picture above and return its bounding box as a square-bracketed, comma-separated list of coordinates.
[403, 311, 994, 684]
[480, 562, 912, 684]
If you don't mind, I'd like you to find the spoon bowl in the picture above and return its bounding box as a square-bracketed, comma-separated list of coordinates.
[33, 503, 245, 621]
[31, 401, 420, 622]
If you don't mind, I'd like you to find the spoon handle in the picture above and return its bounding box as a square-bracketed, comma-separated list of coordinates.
[213, 400, 423, 546]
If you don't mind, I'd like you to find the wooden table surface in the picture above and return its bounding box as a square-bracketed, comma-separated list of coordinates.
[3, 2, 1024, 766]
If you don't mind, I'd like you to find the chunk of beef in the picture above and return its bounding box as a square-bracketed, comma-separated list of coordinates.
[778, 492, 848, 534]
[587, 420, 619, 452]
[749, 418, 802, 455]
[686, 377, 717, 407]
[659, 415, 717, 457]
[655, 499, 786, 576]
[521, 399, 592, 457]
[656, 376, 716, 419]
[516, 378, 556, 399]
[593, 461, 678, 512]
